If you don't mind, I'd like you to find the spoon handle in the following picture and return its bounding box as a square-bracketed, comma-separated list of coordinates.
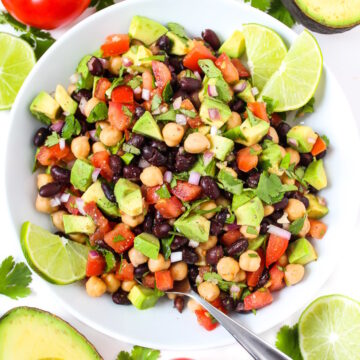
[189, 291, 291, 360]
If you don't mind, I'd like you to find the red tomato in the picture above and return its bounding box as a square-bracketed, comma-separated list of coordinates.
[108, 102, 134, 131]
[101, 34, 130, 57]
[266, 234, 289, 267]
[94, 78, 111, 102]
[244, 289, 273, 311]
[221, 229, 242, 247]
[155, 270, 174, 291]
[183, 42, 216, 72]
[64, 195, 80, 215]
[269, 264, 285, 292]
[83, 202, 111, 234]
[211, 297, 227, 314]
[195, 309, 218, 331]
[152, 61, 171, 91]
[116, 259, 134, 281]
[187, 116, 203, 129]
[155, 196, 184, 219]
[142, 70, 154, 91]
[247, 248, 265, 287]
[231, 59, 250, 78]
[271, 113, 283, 127]
[111, 86, 134, 104]
[91, 151, 113, 182]
[236, 144, 261, 173]
[86, 251, 106, 277]
[2, 0, 90, 30]
[171, 181, 202, 202]
[36, 144, 71, 166]
[142, 274, 155, 288]
[247, 102, 269, 123]
[144, 185, 161, 204]
[311, 137, 327, 156]
[104, 223, 135, 254]
[215, 53, 239, 84]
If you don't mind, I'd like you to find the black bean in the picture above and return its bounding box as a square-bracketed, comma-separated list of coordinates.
[179, 77, 202, 93]
[230, 99, 246, 113]
[167, 148, 178, 171]
[182, 248, 199, 264]
[246, 172, 260, 188]
[170, 71, 178, 90]
[220, 294, 236, 312]
[277, 122, 291, 144]
[206, 246, 223, 265]
[101, 182, 116, 203]
[210, 221, 223, 236]
[255, 268, 270, 290]
[200, 176, 221, 200]
[175, 151, 197, 172]
[122, 165, 142, 180]
[87, 56, 104, 76]
[188, 266, 199, 284]
[299, 153, 313, 167]
[235, 302, 246, 313]
[127, 134, 144, 148]
[133, 226, 143, 236]
[79, 119, 90, 135]
[173, 89, 189, 101]
[223, 191, 233, 201]
[154, 210, 165, 225]
[227, 239, 248, 256]
[109, 155, 123, 175]
[71, 89, 92, 102]
[135, 106, 146, 119]
[153, 222, 171, 238]
[55, 231, 66, 237]
[270, 210, 284, 222]
[215, 209, 229, 226]
[112, 289, 131, 305]
[273, 197, 289, 211]
[134, 263, 149, 278]
[202, 29, 221, 50]
[156, 35, 172, 53]
[308, 185, 318, 194]
[50, 166, 70, 183]
[168, 56, 185, 74]
[142, 214, 153, 233]
[260, 218, 273, 235]
[149, 139, 167, 153]
[292, 192, 309, 208]
[316, 150, 326, 160]
[189, 91, 201, 110]
[171, 236, 188, 251]
[33, 127, 51, 147]
[39, 182, 62, 197]
[142, 146, 167, 166]
[94, 239, 116, 254]
[174, 296, 184, 313]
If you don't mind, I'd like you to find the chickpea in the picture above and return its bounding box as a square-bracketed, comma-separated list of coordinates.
[84, 97, 101, 118]
[86, 276, 107, 297]
[286, 147, 300, 166]
[216, 196, 230, 207]
[187, 299, 202, 313]
[184, 132, 210, 154]
[239, 250, 261, 272]
[198, 281, 220, 302]
[109, 56, 123, 75]
[223, 167, 238, 178]
[281, 173, 296, 186]
[69, 233, 87, 244]
[264, 205, 274, 217]
[128, 247, 148, 267]
[167, 293, 176, 300]
[92, 142, 107, 153]
[122, 213, 144, 228]
[100, 126, 123, 147]
[298, 217, 310, 237]
[71, 136, 90, 159]
[195, 247, 207, 266]
[279, 146, 287, 158]
[170, 261, 188, 281]
[148, 254, 171, 273]
[121, 280, 136, 292]
[198, 201, 217, 219]
[233, 269, 246, 282]
[267, 127, 279, 143]
[140, 166, 163, 187]
[102, 273, 121, 293]
[37, 173, 53, 189]
[199, 235, 218, 250]
[240, 225, 260, 240]
[51, 210, 66, 232]
[67, 84, 76, 95]
[285, 199, 306, 221]
[162, 123, 185, 147]
[36, 194, 57, 214]
[278, 254, 289, 267]
[284, 264, 305, 286]
[96, 120, 110, 130]
[217, 257, 241, 281]
[226, 112, 242, 130]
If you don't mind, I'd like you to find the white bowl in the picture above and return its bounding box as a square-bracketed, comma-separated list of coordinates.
[6, 0, 360, 350]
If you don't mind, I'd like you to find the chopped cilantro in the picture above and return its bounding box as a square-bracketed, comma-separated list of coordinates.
[162, 82, 173, 103]
[161, 235, 174, 260]
[140, 55, 166, 62]
[122, 105, 133, 118]
[320, 134, 330, 146]
[62, 115, 81, 140]
[248, 253, 259, 258]
[246, 226, 258, 235]
[262, 96, 277, 115]
[90, 0, 115, 11]
[268, 0, 296, 28]
[127, 76, 143, 90]
[45, 132, 60, 147]
[113, 235, 125, 243]
[122, 143, 140, 155]
[96, 248, 116, 272]
[275, 324, 303, 360]
[87, 102, 108, 123]
[247, 108, 261, 126]
[289, 216, 306, 235]
[179, 108, 197, 118]
[203, 272, 247, 292]
[194, 206, 222, 216]
[151, 94, 162, 111]
[155, 184, 171, 199]
[296, 97, 315, 117]
[156, 109, 177, 121]
[280, 153, 291, 170]
[217, 168, 243, 195]
[116, 345, 160, 360]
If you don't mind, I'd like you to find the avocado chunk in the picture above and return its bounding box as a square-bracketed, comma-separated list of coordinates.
[200, 76, 233, 105]
[208, 135, 234, 161]
[30, 91, 60, 124]
[63, 215, 96, 235]
[199, 96, 232, 128]
[123, 45, 153, 69]
[287, 125, 318, 153]
[234, 196, 264, 227]
[305, 194, 329, 219]
[248, 234, 268, 251]
[232, 191, 256, 211]
[236, 80, 255, 103]
[0, 307, 102, 360]
[235, 118, 270, 146]
[259, 141, 283, 175]
[55, 85, 78, 115]
[114, 178, 143, 216]
[82, 181, 119, 217]
[303, 159, 327, 190]
[128, 285, 163, 310]
[70, 160, 94, 192]
[134, 232, 160, 260]
[132, 111, 163, 141]
[190, 155, 216, 177]
[174, 214, 210, 243]
[129, 16, 167, 45]
[219, 30, 245, 58]
[167, 31, 192, 55]
[76, 55, 93, 90]
[288, 237, 318, 265]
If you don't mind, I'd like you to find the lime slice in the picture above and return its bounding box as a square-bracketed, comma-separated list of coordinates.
[260, 30, 323, 112]
[242, 24, 287, 91]
[20, 222, 90, 285]
[299, 295, 360, 360]
[0, 33, 36, 110]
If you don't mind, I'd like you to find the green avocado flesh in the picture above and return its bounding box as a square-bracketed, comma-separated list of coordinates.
[0, 307, 102, 360]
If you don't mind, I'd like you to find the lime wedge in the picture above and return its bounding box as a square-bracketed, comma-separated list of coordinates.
[260, 30, 323, 112]
[299, 295, 360, 360]
[0, 33, 36, 110]
[242, 24, 287, 91]
[20, 222, 90, 285]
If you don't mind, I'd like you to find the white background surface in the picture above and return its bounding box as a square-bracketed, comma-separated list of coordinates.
[1, 1, 360, 359]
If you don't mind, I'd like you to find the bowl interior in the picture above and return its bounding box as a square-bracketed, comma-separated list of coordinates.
[6, 0, 359, 350]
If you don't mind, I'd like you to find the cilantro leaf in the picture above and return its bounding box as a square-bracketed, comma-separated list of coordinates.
[262, 96, 277, 115]
[280, 153, 291, 170]
[247, 0, 272, 12]
[167, 23, 188, 40]
[296, 97, 315, 117]
[179, 109, 197, 118]
[45, 132, 60, 147]
[198, 59, 222, 78]
[217, 168, 243, 195]
[139, 55, 166, 62]
[194, 206, 222, 216]
[96, 248, 116, 272]
[247, 108, 261, 127]
[113, 235, 125, 243]
[155, 184, 171, 199]
[162, 82, 173, 103]
[156, 109, 177, 121]
[151, 94, 162, 111]
[62, 115, 81, 140]
[289, 216, 306, 235]
[0, 256, 32, 300]
[275, 324, 303, 360]
[161, 235, 174, 260]
[203, 272, 247, 292]
[90, 0, 115, 11]
[117, 351, 132, 360]
[87, 102, 108, 123]
[131, 345, 160, 360]
[127, 76, 143, 90]
[320, 135, 330, 147]
[105, 69, 126, 98]
[268, 0, 296, 28]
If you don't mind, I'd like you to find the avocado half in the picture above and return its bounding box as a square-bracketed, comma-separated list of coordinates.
[282, 0, 360, 33]
[0, 307, 103, 360]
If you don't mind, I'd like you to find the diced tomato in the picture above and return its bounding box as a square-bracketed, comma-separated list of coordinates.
[266, 234, 289, 268]
[94, 78, 111, 101]
[144, 185, 161, 204]
[247, 248, 265, 287]
[309, 219, 327, 239]
[247, 102, 269, 123]
[86, 251, 106, 277]
[142, 274, 155, 288]
[269, 264, 285, 292]
[231, 59, 250, 78]
[183, 41, 216, 72]
[108, 102, 134, 131]
[64, 195, 80, 215]
[152, 60, 171, 92]
[36, 144, 71, 166]
[211, 297, 227, 314]
[101, 34, 130, 57]
[83, 202, 111, 234]
[215, 53, 239, 84]
[104, 223, 135, 254]
[221, 229, 242, 247]
[116, 259, 134, 281]
[171, 181, 202, 202]
[236, 144, 262, 173]
[187, 116, 203, 128]
[142, 70, 154, 91]
[271, 113, 283, 127]
[181, 98, 196, 111]
[244, 288, 273, 311]
[195, 309, 218, 331]
[311, 136, 327, 156]
[111, 85, 134, 104]
[155, 196, 184, 219]
[91, 151, 113, 181]
[155, 270, 174, 291]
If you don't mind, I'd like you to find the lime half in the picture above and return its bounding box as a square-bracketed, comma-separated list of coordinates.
[299, 295, 360, 360]
[21, 222, 90, 285]
[0, 33, 36, 110]
[260, 30, 323, 112]
[242, 24, 287, 91]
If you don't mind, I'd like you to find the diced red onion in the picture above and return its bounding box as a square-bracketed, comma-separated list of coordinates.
[226, 223, 240, 231]
[230, 285, 241, 295]
[89, 250, 101, 259]
[308, 137, 316, 144]
[50, 120, 64, 133]
[194, 71, 201, 81]
[175, 114, 187, 125]
[98, 58, 109, 69]
[134, 86, 142, 95]
[173, 97, 182, 110]
[50, 196, 61, 208]
[251, 87, 259, 96]
[164, 171, 173, 183]
[208, 84, 218, 97]
[170, 251, 183, 263]
[76, 198, 86, 216]
[89, 129, 99, 142]
[233, 82, 247, 93]
[267, 225, 291, 240]
[288, 138, 298, 147]
[60, 193, 70, 203]
[210, 125, 218, 136]
[152, 108, 161, 115]
[208, 108, 220, 120]
[138, 158, 150, 168]
[160, 104, 168, 113]
[203, 151, 214, 166]
[122, 57, 133, 67]
[59, 138, 65, 150]
[188, 171, 201, 185]
[142, 89, 150, 101]
[69, 73, 80, 84]
[79, 97, 87, 115]
[92, 168, 101, 182]
[188, 239, 199, 248]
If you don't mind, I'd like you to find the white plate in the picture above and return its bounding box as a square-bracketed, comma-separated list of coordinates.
[6, 0, 360, 350]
